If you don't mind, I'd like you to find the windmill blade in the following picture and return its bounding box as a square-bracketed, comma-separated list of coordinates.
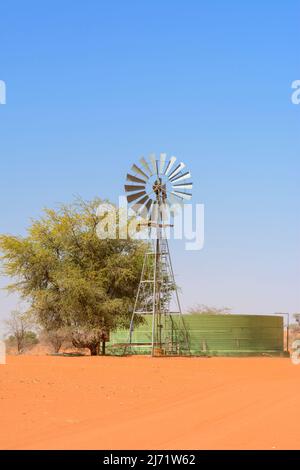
[131, 164, 149, 180]
[124, 184, 146, 193]
[169, 171, 191, 183]
[136, 194, 149, 205]
[145, 198, 153, 213]
[168, 162, 185, 180]
[149, 153, 158, 175]
[126, 173, 147, 184]
[159, 153, 166, 175]
[170, 192, 185, 201]
[138, 198, 153, 219]
[167, 193, 184, 215]
[140, 157, 153, 176]
[164, 156, 177, 175]
[171, 190, 192, 200]
[172, 182, 193, 190]
[131, 195, 149, 213]
[168, 192, 184, 205]
[127, 190, 147, 203]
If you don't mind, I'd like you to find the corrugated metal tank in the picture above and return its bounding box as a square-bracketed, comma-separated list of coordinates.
[108, 314, 284, 356]
[179, 314, 284, 355]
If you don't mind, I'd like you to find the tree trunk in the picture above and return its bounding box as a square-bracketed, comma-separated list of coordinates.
[89, 343, 99, 356]
[54, 344, 62, 354]
[101, 341, 106, 356]
[17, 337, 23, 354]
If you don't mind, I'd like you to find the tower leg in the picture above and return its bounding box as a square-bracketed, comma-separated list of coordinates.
[151, 237, 158, 356]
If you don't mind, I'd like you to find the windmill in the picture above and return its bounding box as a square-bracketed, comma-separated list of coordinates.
[124, 153, 192, 356]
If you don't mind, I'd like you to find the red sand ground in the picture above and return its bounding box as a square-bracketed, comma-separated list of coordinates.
[0, 356, 299, 450]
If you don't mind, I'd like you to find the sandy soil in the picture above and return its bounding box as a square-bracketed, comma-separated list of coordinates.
[0, 356, 299, 450]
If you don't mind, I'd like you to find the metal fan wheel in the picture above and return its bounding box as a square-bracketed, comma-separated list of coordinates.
[124, 153, 193, 221]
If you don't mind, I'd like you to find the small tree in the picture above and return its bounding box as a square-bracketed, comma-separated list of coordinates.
[40, 329, 66, 354]
[5, 310, 36, 353]
[188, 304, 231, 315]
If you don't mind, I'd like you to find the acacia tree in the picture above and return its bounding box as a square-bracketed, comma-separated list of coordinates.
[0, 198, 147, 355]
[39, 329, 66, 354]
[5, 310, 36, 354]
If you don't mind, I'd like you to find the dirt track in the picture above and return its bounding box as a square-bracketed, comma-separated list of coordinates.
[0, 356, 299, 449]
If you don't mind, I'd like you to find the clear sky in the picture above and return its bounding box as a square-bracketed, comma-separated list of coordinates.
[0, 1, 299, 333]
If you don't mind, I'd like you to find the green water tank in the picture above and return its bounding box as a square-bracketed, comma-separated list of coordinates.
[109, 314, 284, 356]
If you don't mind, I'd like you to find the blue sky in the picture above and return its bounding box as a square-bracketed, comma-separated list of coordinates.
[0, 1, 299, 332]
